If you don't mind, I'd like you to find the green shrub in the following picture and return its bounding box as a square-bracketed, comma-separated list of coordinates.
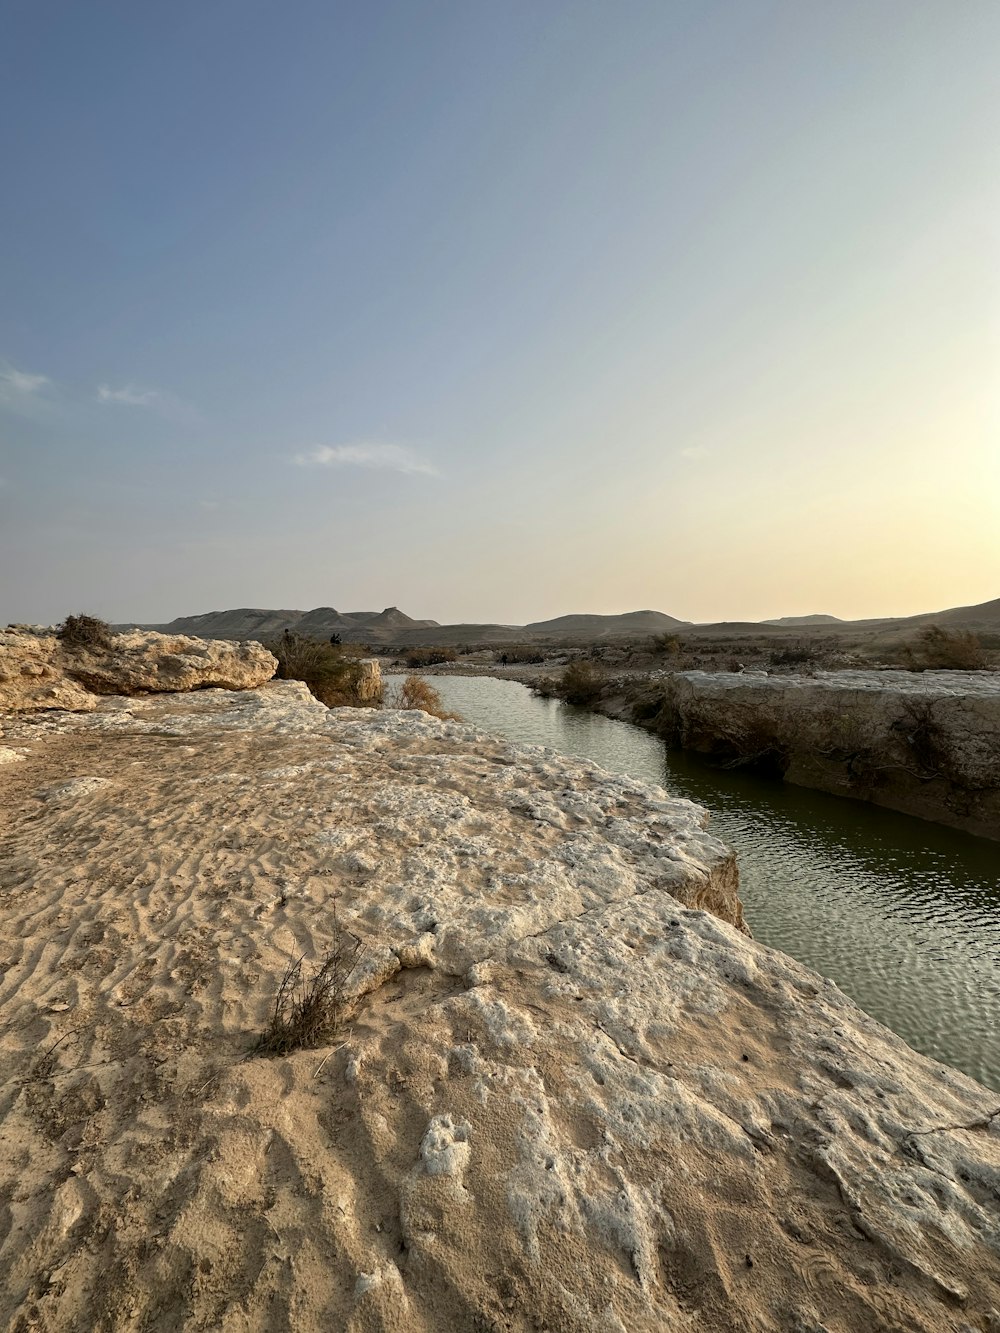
[57, 613, 115, 650]
[267, 632, 373, 707]
[559, 660, 606, 705]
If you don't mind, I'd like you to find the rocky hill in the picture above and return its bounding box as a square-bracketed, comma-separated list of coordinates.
[0, 682, 998, 1330]
[762, 614, 844, 626]
[115, 594, 1000, 648]
[131, 606, 440, 643]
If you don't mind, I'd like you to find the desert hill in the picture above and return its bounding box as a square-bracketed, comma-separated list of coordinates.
[763, 614, 843, 626]
[118, 594, 999, 647]
[525, 609, 689, 636]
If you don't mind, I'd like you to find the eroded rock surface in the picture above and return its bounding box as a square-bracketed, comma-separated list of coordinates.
[0, 628, 277, 712]
[654, 669, 1000, 839]
[0, 683, 997, 1332]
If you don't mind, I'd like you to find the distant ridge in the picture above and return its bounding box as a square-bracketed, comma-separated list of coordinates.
[128, 606, 440, 644]
[118, 594, 999, 646]
[763, 614, 843, 627]
[525, 610, 689, 635]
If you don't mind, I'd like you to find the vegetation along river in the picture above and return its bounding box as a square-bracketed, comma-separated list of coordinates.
[424, 674, 1000, 1090]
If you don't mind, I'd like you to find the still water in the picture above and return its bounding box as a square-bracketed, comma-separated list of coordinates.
[424, 674, 1000, 1090]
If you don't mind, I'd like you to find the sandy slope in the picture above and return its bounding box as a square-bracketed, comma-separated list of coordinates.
[0, 684, 997, 1331]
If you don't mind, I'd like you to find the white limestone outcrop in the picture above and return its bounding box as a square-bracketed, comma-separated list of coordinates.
[0, 682, 997, 1331]
[0, 628, 277, 712]
[655, 669, 1000, 838]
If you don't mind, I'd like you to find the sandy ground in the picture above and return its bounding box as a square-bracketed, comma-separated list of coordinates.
[0, 683, 998, 1332]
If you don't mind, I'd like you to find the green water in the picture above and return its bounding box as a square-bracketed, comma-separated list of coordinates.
[425, 674, 1000, 1090]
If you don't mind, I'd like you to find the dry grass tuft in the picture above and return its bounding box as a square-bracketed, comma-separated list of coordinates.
[256, 930, 361, 1057]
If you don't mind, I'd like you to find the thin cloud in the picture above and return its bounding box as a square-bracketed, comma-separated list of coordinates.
[198, 499, 221, 511]
[680, 444, 710, 460]
[0, 362, 49, 399]
[294, 442, 439, 476]
[97, 384, 160, 407]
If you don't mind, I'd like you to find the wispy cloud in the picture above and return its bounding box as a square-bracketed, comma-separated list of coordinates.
[97, 381, 202, 426]
[294, 442, 439, 476]
[97, 384, 160, 407]
[198, 499, 221, 511]
[680, 444, 710, 460]
[0, 362, 49, 400]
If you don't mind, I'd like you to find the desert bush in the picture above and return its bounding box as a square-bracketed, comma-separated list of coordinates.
[650, 633, 682, 656]
[400, 646, 458, 668]
[906, 625, 986, 671]
[267, 632, 372, 707]
[256, 930, 360, 1057]
[389, 674, 463, 721]
[770, 646, 813, 667]
[57, 613, 115, 651]
[559, 660, 606, 706]
[494, 645, 544, 665]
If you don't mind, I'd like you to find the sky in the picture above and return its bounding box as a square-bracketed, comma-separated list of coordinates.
[2, 0, 998, 627]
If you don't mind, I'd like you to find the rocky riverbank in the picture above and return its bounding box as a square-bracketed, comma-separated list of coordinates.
[1, 682, 998, 1330]
[599, 669, 1000, 840]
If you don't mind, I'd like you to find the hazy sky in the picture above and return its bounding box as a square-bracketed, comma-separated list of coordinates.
[2, 0, 997, 626]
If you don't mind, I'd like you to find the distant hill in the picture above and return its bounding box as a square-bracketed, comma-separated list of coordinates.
[129, 606, 440, 644]
[762, 614, 843, 627]
[120, 594, 998, 648]
[925, 596, 1000, 629]
[525, 610, 689, 637]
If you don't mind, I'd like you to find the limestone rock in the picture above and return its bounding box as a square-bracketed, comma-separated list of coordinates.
[355, 656, 383, 703]
[0, 683, 997, 1331]
[0, 628, 277, 712]
[655, 669, 1000, 839]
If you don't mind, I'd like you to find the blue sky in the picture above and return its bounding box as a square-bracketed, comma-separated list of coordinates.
[2, 0, 998, 625]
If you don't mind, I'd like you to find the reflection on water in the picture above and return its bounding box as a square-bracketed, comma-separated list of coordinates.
[425, 675, 1000, 1090]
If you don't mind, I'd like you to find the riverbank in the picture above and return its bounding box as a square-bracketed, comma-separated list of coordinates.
[594, 669, 1000, 840]
[393, 659, 1000, 840]
[2, 682, 999, 1329]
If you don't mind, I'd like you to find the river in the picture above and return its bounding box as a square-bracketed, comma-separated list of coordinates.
[422, 673, 1000, 1090]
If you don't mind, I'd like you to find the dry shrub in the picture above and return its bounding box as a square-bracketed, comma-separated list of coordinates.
[400, 646, 458, 668]
[907, 626, 986, 671]
[390, 674, 462, 721]
[650, 632, 682, 656]
[57, 613, 115, 651]
[559, 660, 605, 705]
[256, 932, 360, 1057]
[494, 645, 544, 664]
[267, 632, 375, 707]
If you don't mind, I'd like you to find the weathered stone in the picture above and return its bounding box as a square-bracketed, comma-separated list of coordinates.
[0, 682, 996, 1330]
[653, 669, 1000, 838]
[0, 629, 277, 712]
[355, 657, 382, 703]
